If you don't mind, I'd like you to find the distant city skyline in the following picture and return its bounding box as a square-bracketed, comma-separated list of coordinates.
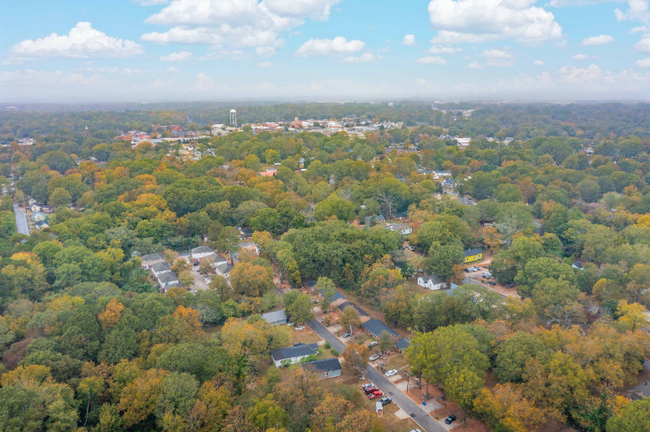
[1, 0, 650, 102]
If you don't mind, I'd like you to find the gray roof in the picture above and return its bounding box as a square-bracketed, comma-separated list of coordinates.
[629, 381, 650, 398]
[141, 253, 165, 262]
[304, 279, 318, 288]
[301, 358, 341, 373]
[364, 215, 385, 223]
[151, 262, 170, 272]
[158, 271, 179, 283]
[362, 319, 399, 338]
[215, 262, 233, 275]
[338, 302, 368, 317]
[388, 223, 411, 231]
[262, 310, 287, 324]
[395, 338, 410, 350]
[464, 248, 482, 257]
[192, 246, 214, 254]
[419, 274, 444, 285]
[271, 343, 318, 361]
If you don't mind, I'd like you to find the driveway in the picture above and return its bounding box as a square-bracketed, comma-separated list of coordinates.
[307, 319, 447, 432]
[13, 204, 29, 235]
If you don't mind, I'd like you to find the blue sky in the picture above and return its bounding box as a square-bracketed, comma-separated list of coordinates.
[1, 0, 649, 102]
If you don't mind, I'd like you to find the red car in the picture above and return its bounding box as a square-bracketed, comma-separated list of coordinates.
[369, 391, 384, 400]
[364, 386, 379, 394]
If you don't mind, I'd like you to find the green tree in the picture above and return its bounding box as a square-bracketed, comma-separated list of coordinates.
[606, 398, 650, 432]
[316, 277, 336, 313]
[246, 394, 289, 430]
[215, 226, 241, 265]
[425, 242, 464, 280]
[285, 292, 314, 324]
[77, 376, 105, 427]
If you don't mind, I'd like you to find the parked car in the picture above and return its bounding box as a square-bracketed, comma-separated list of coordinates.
[205, 277, 211, 284]
[368, 341, 378, 348]
[293, 342, 305, 346]
[385, 369, 398, 377]
[464, 268, 472, 273]
[295, 326, 305, 331]
[362, 383, 375, 390]
[445, 414, 457, 425]
[380, 397, 392, 406]
[369, 354, 382, 361]
[369, 391, 383, 400]
[363, 386, 379, 394]
[342, 332, 351, 338]
[410, 430, 422, 432]
[286, 322, 295, 326]
[486, 280, 497, 286]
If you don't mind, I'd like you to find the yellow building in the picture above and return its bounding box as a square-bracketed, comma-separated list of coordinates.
[464, 248, 483, 263]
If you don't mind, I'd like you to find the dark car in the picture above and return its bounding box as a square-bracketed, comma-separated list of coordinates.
[486, 280, 497, 286]
[342, 332, 351, 338]
[445, 414, 457, 425]
[380, 397, 392, 406]
[293, 342, 305, 346]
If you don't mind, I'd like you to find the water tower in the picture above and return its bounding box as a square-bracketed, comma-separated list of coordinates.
[230, 109, 237, 127]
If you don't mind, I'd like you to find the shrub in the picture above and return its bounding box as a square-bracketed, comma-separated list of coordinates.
[331, 349, 339, 356]
[324, 341, 331, 349]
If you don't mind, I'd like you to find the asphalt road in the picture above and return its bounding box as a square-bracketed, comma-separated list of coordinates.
[307, 319, 447, 432]
[13, 204, 29, 235]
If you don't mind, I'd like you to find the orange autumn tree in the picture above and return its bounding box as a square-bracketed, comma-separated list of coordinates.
[99, 299, 125, 329]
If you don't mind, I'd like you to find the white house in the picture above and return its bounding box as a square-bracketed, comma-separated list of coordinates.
[387, 223, 412, 235]
[433, 170, 452, 180]
[271, 343, 319, 367]
[456, 137, 471, 148]
[157, 271, 180, 290]
[151, 262, 171, 279]
[191, 246, 215, 260]
[417, 274, 446, 291]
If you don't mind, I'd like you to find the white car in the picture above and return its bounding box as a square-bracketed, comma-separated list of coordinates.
[385, 369, 398, 377]
[295, 326, 305, 331]
[369, 354, 382, 361]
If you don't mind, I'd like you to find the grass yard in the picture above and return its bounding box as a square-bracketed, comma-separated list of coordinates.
[291, 327, 322, 345]
[381, 354, 410, 371]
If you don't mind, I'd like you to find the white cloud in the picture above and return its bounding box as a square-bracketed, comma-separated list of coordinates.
[414, 78, 427, 85]
[141, 0, 340, 51]
[403, 34, 416, 45]
[615, 0, 650, 23]
[416, 56, 447, 64]
[166, 66, 179, 72]
[548, 0, 613, 6]
[148, 78, 176, 88]
[0, 69, 120, 89]
[257, 61, 273, 67]
[199, 48, 250, 61]
[482, 49, 515, 66]
[427, 0, 563, 45]
[295, 37, 364, 57]
[256, 46, 276, 56]
[342, 53, 382, 63]
[159, 51, 193, 61]
[427, 45, 462, 54]
[582, 34, 614, 46]
[123, 68, 149, 74]
[559, 64, 604, 83]
[533, 60, 545, 65]
[637, 57, 650, 66]
[467, 62, 485, 69]
[573, 54, 589, 59]
[635, 37, 650, 52]
[6, 22, 143, 63]
[190, 72, 215, 90]
[631, 25, 650, 34]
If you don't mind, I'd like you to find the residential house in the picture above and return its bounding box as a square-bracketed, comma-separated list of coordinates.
[364, 215, 385, 224]
[455, 137, 471, 148]
[304, 279, 318, 291]
[271, 343, 319, 367]
[417, 274, 446, 291]
[30, 211, 48, 222]
[140, 253, 165, 269]
[151, 262, 171, 279]
[262, 310, 288, 326]
[387, 223, 412, 235]
[34, 220, 49, 230]
[30, 203, 54, 213]
[301, 358, 342, 379]
[191, 246, 215, 260]
[214, 262, 233, 278]
[337, 301, 369, 317]
[464, 248, 483, 263]
[442, 178, 455, 189]
[433, 170, 452, 180]
[157, 271, 180, 290]
[627, 380, 650, 401]
[362, 319, 399, 338]
[395, 338, 410, 354]
[572, 262, 584, 270]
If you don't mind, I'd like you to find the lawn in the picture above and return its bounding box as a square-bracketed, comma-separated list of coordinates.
[291, 328, 322, 345]
[380, 353, 410, 371]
